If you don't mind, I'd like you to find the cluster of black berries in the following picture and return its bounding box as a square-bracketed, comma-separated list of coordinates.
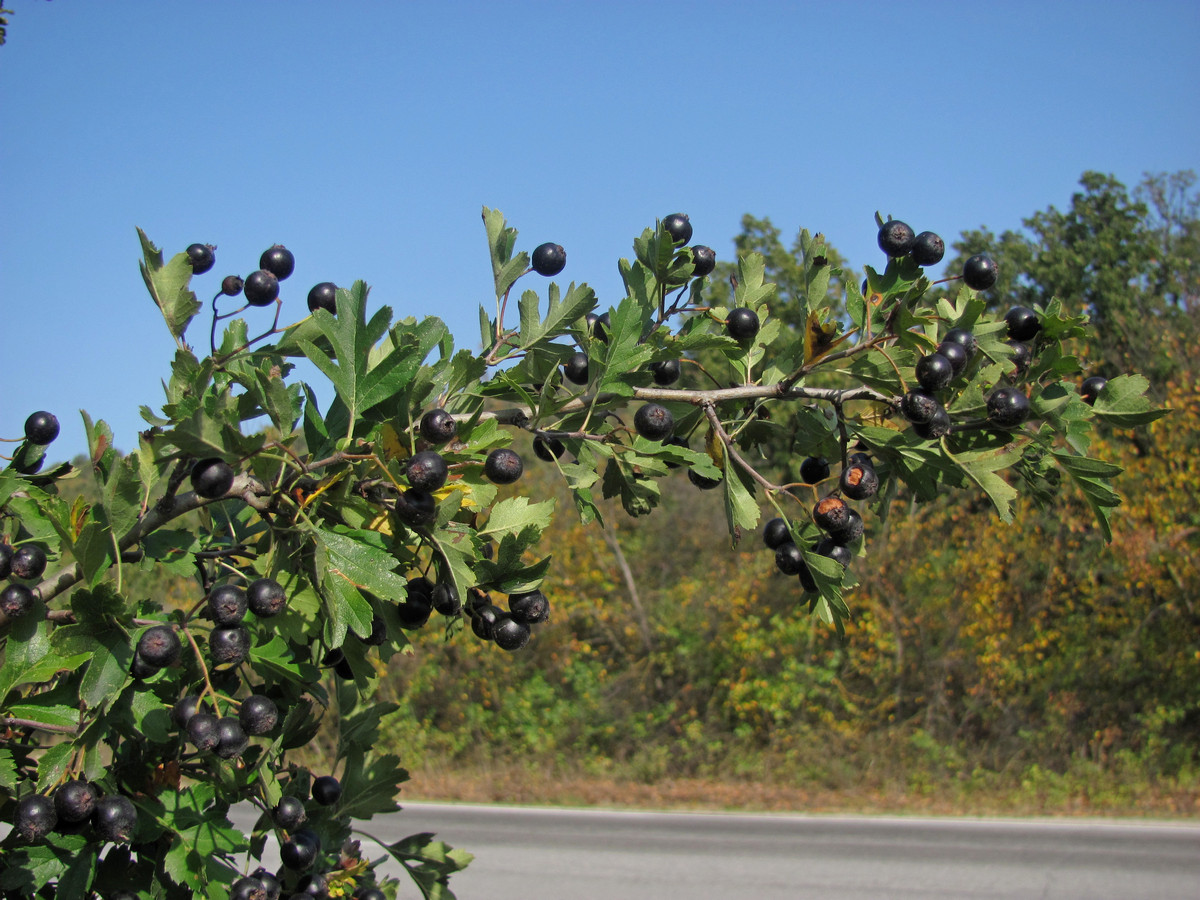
[0, 540, 47, 621]
[762, 453, 877, 592]
[13, 780, 138, 845]
[173, 690, 279, 762]
[464, 585, 551, 652]
[186, 241, 339, 316]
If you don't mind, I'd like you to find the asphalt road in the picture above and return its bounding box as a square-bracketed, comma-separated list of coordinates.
[233, 802, 1200, 899]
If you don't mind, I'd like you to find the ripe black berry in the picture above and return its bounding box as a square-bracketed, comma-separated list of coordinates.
[634, 403, 674, 441]
[186, 243, 216, 275]
[1008, 341, 1032, 376]
[563, 351, 590, 385]
[208, 584, 248, 626]
[173, 695, 203, 729]
[273, 796, 307, 831]
[307, 282, 337, 315]
[650, 359, 681, 386]
[209, 625, 251, 668]
[191, 458, 235, 499]
[726, 307, 760, 342]
[935, 341, 968, 378]
[942, 328, 976, 359]
[14, 795, 56, 842]
[398, 578, 434, 630]
[1081, 376, 1107, 405]
[24, 411, 59, 445]
[230, 876, 268, 900]
[312, 775, 342, 806]
[419, 408, 458, 445]
[775, 542, 805, 576]
[662, 213, 693, 245]
[799, 456, 830, 485]
[962, 254, 999, 291]
[839, 463, 879, 500]
[509, 589, 549, 625]
[215, 716, 249, 759]
[247, 577, 287, 617]
[11, 544, 47, 579]
[531, 242, 566, 276]
[136, 625, 181, 668]
[356, 890, 387, 900]
[251, 869, 281, 900]
[432, 583, 461, 616]
[1005, 306, 1041, 342]
[243, 269, 280, 307]
[797, 560, 818, 593]
[916, 353, 953, 392]
[877, 220, 916, 258]
[900, 390, 942, 426]
[54, 780, 98, 824]
[297, 874, 330, 898]
[828, 507, 864, 545]
[815, 537, 853, 570]
[239, 694, 279, 735]
[0, 544, 11, 579]
[913, 404, 952, 440]
[259, 245, 295, 281]
[406, 450, 448, 492]
[484, 448, 524, 485]
[471, 604, 502, 641]
[762, 517, 791, 550]
[221, 274, 244, 296]
[691, 245, 716, 277]
[910, 231, 945, 266]
[589, 311, 611, 342]
[688, 468, 723, 490]
[532, 435, 566, 462]
[281, 828, 321, 870]
[187, 713, 221, 751]
[493, 614, 531, 651]
[93, 794, 137, 843]
[813, 496, 850, 533]
[0, 584, 35, 618]
[395, 489, 437, 527]
[986, 387, 1031, 429]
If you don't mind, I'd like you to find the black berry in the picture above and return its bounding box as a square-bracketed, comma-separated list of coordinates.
[484, 448, 523, 485]
[962, 254, 999, 291]
[531, 243, 566, 276]
[589, 311, 611, 342]
[986, 387, 1031, 429]
[688, 468, 723, 490]
[395, 489, 437, 527]
[273, 796, 307, 831]
[839, 463, 879, 500]
[935, 341, 968, 378]
[815, 537, 853, 570]
[650, 359, 681, 386]
[799, 456, 830, 485]
[243, 269, 280, 307]
[23, 411, 59, 445]
[93, 794, 137, 843]
[509, 589, 549, 625]
[774, 542, 805, 576]
[828, 507, 865, 545]
[910, 231, 945, 266]
[563, 351, 590, 385]
[1081, 376, 1107, 405]
[662, 213, 693, 245]
[432, 583, 461, 616]
[312, 775, 342, 806]
[493, 614, 531, 651]
[191, 458, 235, 499]
[136, 625, 181, 668]
[173, 695, 204, 729]
[187, 713, 221, 751]
[230, 876, 268, 900]
[762, 517, 791, 550]
[726, 307, 760, 342]
[239, 694, 279, 735]
[209, 625, 251, 668]
[14, 795, 56, 842]
[877, 220, 915, 257]
[691, 245, 716, 277]
[186, 243, 216, 275]
[1008, 341, 1032, 376]
[634, 403, 674, 441]
[0, 584, 35, 618]
[259, 245, 295, 281]
[913, 404, 952, 440]
[1005, 306, 1041, 342]
[247, 577, 287, 617]
[813, 496, 851, 533]
[419, 408, 458, 445]
[54, 780, 98, 824]
[11, 544, 47, 580]
[307, 282, 337, 315]
[471, 604, 502, 641]
[916, 353, 954, 392]
[901, 390, 943, 426]
[532, 435, 566, 462]
[208, 584, 248, 626]
[942, 328, 976, 359]
[221, 274, 244, 296]
[406, 450, 448, 492]
[280, 828, 321, 870]
[215, 717, 250, 759]
[0, 544, 11, 579]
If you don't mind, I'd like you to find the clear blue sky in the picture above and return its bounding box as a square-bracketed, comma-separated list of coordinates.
[2, 0, 1197, 458]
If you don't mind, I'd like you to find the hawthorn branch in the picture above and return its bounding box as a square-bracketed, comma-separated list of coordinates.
[701, 402, 791, 498]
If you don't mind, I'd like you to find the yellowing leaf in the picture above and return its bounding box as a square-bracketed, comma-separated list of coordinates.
[436, 479, 478, 510]
[803, 311, 846, 363]
[705, 426, 725, 467]
[379, 422, 410, 461]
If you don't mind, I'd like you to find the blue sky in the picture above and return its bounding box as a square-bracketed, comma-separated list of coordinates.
[2, 0, 1197, 458]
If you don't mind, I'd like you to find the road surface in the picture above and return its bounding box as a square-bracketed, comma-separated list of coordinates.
[232, 802, 1200, 899]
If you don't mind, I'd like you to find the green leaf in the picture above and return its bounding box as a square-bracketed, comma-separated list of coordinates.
[5, 701, 79, 730]
[1052, 451, 1123, 542]
[36, 742, 74, 791]
[79, 628, 132, 711]
[339, 748, 408, 820]
[722, 454, 760, 542]
[1092, 374, 1169, 428]
[250, 635, 321, 685]
[382, 831, 473, 900]
[138, 228, 201, 341]
[315, 527, 410, 601]
[944, 442, 1024, 523]
[479, 496, 556, 540]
